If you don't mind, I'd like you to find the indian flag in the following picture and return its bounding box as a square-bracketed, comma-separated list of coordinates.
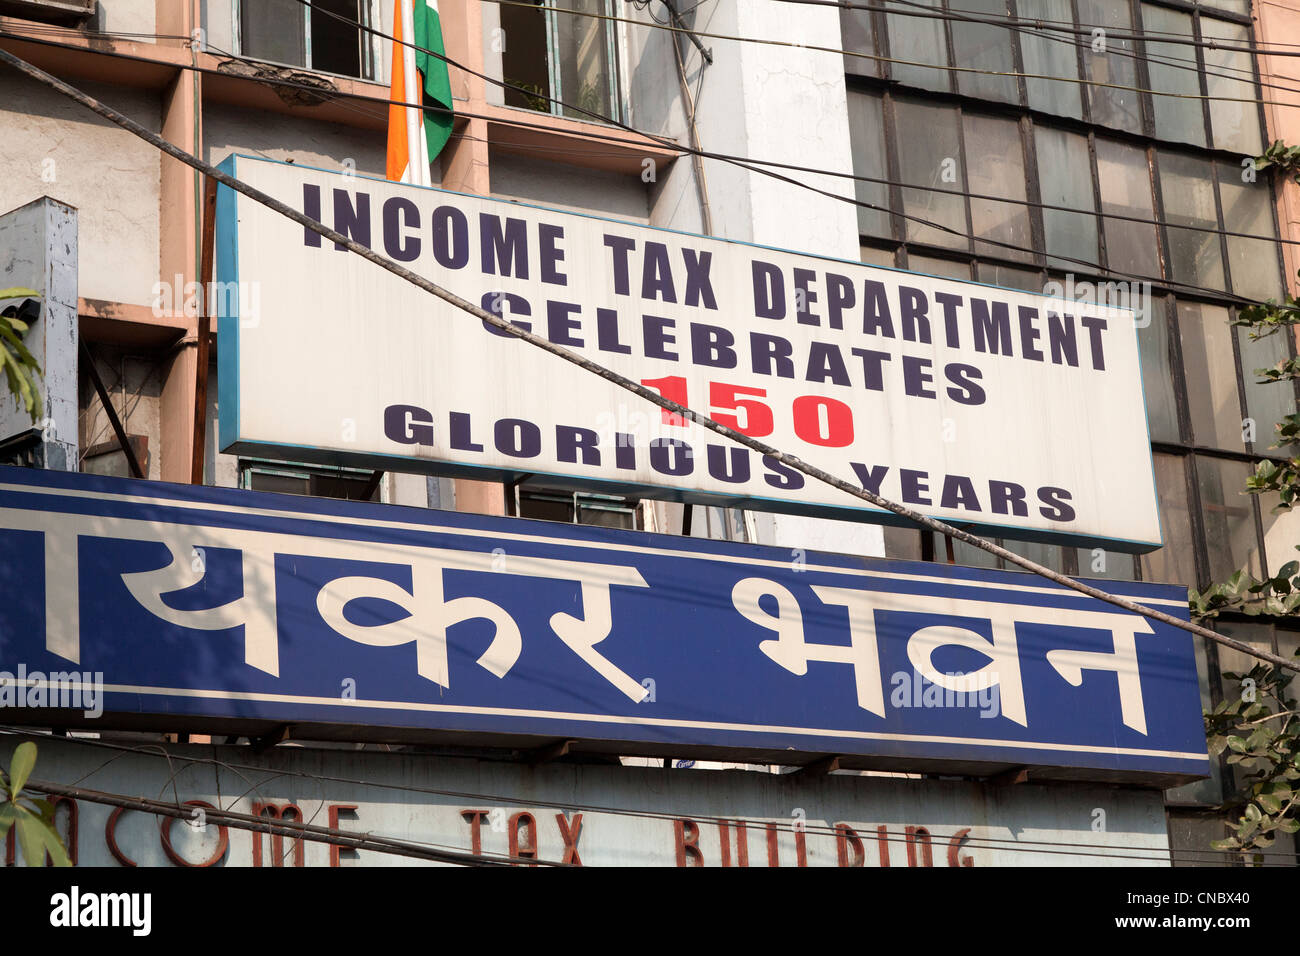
[387, 0, 454, 186]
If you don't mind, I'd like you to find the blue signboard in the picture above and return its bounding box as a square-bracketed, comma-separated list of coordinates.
[0, 465, 1207, 782]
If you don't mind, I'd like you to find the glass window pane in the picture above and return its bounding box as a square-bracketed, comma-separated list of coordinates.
[500, 0, 553, 112]
[846, 91, 891, 239]
[1217, 167, 1282, 301]
[883, 525, 924, 561]
[1002, 539, 1063, 572]
[242, 0, 307, 67]
[1236, 324, 1297, 455]
[907, 254, 971, 280]
[1142, 6, 1206, 147]
[311, 0, 363, 78]
[1095, 138, 1160, 280]
[886, 0, 951, 92]
[1159, 151, 1225, 291]
[1140, 453, 1197, 586]
[895, 98, 968, 250]
[842, 8, 878, 78]
[1138, 302, 1180, 443]
[1035, 126, 1098, 270]
[964, 114, 1031, 262]
[949, 0, 1018, 104]
[861, 244, 898, 267]
[556, 0, 615, 121]
[1178, 300, 1243, 450]
[1077, 0, 1142, 134]
[1077, 547, 1138, 580]
[1017, 0, 1082, 119]
[930, 532, 1000, 568]
[978, 262, 1042, 292]
[1196, 455, 1263, 582]
[1201, 17, 1263, 156]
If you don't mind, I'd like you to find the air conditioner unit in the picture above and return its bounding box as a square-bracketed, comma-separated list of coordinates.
[0, 0, 96, 25]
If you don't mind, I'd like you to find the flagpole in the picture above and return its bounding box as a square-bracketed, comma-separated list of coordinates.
[399, 0, 427, 186]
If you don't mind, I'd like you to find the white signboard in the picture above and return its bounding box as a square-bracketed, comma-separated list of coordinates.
[216, 155, 1160, 551]
[4, 737, 1171, 867]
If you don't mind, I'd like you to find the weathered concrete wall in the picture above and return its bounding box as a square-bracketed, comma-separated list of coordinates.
[203, 103, 388, 178]
[95, 0, 156, 34]
[0, 197, 79, 470]
[0, 74, 161, 307]
[490, 152, 650, 223]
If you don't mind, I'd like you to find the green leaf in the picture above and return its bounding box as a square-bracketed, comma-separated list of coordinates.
[1258, 793, 1282, 813]
[0, 288, 40, 302]
[0, 801, 15, 842]
[13, 807, 44, 866]
[8, 742, 36, 797]
[37, 819, 70, 867]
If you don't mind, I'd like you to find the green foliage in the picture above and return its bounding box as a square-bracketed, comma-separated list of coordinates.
[0, 742, 71, 866]
[1204, 653, 1300, 852]
[0, 287, 44, 423]
[1255, 139, 1300, 182]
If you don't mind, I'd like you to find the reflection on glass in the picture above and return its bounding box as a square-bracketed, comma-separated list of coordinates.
[1036, 126, 1097, 269]
[895, 98, 968, 250]
[1095, 138, 1159, 280]
[887, 0, 950, 92]
[1077, 0, 1142, 134]
[1217, 167, 1282, 302]
[1142, 6, 1206, 147]
[964, 113, 1031, 261]
[1178, 300, 1243, 450]
[1201, 18, 1263, 156]
[841, 8, 878, 78]
[1159, 152, 1225, 291]
[1018, 0, 1082, 119]
[847, 91, 891, 239]
[1137, 302, 1180, 443]
[1140, 453, 1197, 586]
[950, 0, 1018, 104]
[1197, 455, 1262, 583]
[556, 0, 614, 122]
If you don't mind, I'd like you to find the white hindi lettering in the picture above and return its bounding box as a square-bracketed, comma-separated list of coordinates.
[14, 507, 649, 703]
[732, 578, 1153, 733]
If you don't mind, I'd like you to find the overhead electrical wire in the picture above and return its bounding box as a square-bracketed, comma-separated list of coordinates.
[2, 46, 1294, 679]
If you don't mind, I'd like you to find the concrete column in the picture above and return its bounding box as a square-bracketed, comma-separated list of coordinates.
[0, 197, 79, 471]
[157, 59, 203, 484]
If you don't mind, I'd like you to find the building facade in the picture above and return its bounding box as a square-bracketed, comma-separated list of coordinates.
[0, 0, 1296, 865]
